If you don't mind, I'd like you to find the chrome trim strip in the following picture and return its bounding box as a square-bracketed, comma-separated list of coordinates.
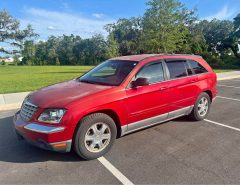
[24, 123, 65, 134]
[121, 125, 128, 135]
[168, 106, 193, 119]
[24, 101, 37, 108]
[185, 105, 194, 115]
[128, 113, 168, 133]
[121, 106, 193, 136]
[20, 100, 38, 121]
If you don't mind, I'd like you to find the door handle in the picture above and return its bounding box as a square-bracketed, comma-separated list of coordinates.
[189, 79, 197, 83]
[159, 86, 168, 91]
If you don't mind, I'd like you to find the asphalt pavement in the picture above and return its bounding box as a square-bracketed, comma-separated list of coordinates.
[0, 78, 240, 184]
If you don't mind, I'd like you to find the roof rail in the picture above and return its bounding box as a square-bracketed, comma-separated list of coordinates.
[140, 53, 202, 61]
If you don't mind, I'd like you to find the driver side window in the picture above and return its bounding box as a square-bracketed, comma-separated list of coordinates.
[135, 62, 165, 84]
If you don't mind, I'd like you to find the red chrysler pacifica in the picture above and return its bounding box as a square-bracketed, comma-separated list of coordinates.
[14, 54, 217, 160]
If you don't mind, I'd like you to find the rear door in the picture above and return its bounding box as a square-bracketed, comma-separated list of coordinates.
[188, 59, 213, 98]
[165, 59, 198, 113]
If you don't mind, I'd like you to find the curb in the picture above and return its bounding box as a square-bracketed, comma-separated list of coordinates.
[217, 75, 240, 81]
[0, 91, 30, 111]
[0, 103, 22, 111]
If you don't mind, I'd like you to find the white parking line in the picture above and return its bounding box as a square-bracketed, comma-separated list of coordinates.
[217, 84, 240, 89]
[204, 119, 240, 132]
[98, 157, 134, 185]
[217, 96, 240, 102]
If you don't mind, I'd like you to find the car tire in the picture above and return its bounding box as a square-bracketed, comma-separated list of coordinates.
[189, 92, 211, 121]
[73, 113, 117, 160]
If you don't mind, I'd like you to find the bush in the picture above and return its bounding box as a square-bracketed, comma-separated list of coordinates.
[0, 61, 6, 65]
[203, 53, 240, 69]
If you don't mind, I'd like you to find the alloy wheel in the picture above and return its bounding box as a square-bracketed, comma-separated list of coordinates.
[84, 122, 111, 153]
[197, 97, 209, 117]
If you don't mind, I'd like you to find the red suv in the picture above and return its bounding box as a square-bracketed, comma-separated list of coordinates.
[14, 54, 217, 160]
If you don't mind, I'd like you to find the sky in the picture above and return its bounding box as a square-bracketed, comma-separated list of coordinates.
[1, 0, 240, 40]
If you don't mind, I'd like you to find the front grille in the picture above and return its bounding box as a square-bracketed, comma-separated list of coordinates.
[20, 100, 38, 121]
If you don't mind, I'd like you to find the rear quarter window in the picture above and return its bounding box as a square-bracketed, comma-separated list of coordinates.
[188, 60, 208, 74]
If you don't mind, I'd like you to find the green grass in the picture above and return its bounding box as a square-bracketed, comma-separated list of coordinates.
[0, 66, 94, 94]
[0, 66, 237, 94]
[214, 69, 236, 73]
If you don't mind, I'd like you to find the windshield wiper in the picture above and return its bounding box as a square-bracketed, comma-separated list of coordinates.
[79, 79, 95, 84]
[79, 79, 112, 86]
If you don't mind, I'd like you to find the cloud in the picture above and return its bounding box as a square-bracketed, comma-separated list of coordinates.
[47, 26, 58, 31]
[92, 13, 104, 18]
[204, 5, 236, 21]
[20, 8, 114, 39]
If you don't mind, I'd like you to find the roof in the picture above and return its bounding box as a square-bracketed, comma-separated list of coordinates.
[112, 54, 202, 62]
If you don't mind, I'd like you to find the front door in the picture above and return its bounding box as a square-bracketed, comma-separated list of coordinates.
[124, 61, 170, 128]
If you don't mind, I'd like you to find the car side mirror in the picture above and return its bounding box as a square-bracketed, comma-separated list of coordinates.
[131, 77, 149, 88]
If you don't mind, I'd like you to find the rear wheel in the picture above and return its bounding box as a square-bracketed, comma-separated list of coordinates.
[73, 113, 117, 160]
[190, 92, 211, 121]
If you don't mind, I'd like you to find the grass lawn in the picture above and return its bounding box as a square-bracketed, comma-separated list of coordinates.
[0, 66, 94, 94]
[214, 69, 236, 73]
[0, 66, 237, 94]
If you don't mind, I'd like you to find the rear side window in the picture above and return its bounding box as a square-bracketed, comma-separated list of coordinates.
[166, 60, 188, 79]
[136, 62, 164, 84]
[189, 60, 208, 74]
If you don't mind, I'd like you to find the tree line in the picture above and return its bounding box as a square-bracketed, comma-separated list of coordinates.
[1, 0, 240, 68]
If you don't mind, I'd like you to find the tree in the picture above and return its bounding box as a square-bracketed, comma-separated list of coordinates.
[198, 19, 234, 54]
[186, 24, 208, 55]
[1, 60, 5, 65]
[46, 36, 60, 65]
[105, 17, 142, 55]
[0, 10, 38, 54]
[73, 34, 107, 65]
[222, 14, 240, 58]
[57, 34, 77, 65]
[13, 55, 20, 65]
[55, 57, 60, 65]
[21, 40, 36, 65]
[140, 0, 196, 53]
[105, 33, 119, 58]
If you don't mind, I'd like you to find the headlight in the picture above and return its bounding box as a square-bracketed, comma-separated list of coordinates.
[38, 109, 66, 124]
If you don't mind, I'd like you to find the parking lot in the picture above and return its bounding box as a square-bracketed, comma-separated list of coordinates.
[0, 78, 240, 184]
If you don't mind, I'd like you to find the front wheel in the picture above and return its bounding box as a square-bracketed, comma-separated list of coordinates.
[73, 113, 117, 160]
[189, 92, 211, 121]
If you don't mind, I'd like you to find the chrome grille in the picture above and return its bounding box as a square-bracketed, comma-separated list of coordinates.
[20, 100, 38, 121]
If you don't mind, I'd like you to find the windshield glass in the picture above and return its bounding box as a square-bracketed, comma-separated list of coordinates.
[79, 60, 138, 86]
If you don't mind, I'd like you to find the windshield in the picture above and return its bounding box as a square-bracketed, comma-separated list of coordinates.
[79, 60, 138, 86]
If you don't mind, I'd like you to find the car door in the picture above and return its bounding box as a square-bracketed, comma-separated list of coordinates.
[165, 59, 198, 114]
[124, 61, 171, 129]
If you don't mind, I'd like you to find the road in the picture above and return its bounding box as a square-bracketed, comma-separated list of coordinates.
[0, 78, 240, 184]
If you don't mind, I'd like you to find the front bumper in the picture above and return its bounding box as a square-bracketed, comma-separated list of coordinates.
[13, 111, 72, 153]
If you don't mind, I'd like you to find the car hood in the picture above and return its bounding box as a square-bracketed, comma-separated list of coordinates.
[29, 80, 114, 108]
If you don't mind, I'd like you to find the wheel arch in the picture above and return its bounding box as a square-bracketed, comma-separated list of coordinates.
[204, 90, 213, 102]
[96, 109, 122, 138]
[73, 109, 122, 139]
